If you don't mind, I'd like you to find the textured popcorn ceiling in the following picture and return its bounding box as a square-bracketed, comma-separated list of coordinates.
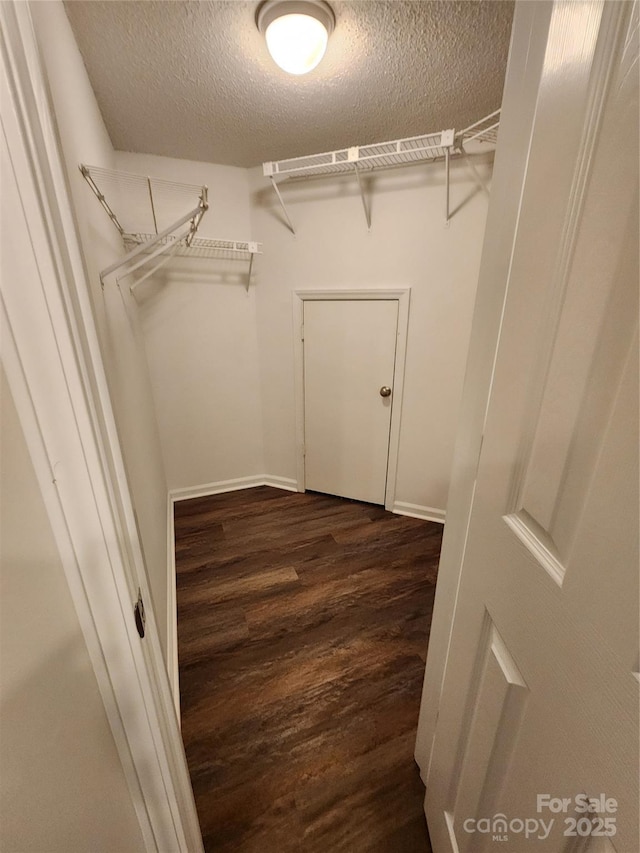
[64, 0, 514, 168]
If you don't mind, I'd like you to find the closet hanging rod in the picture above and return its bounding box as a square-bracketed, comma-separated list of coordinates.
[116, 225, 192, 283]
[128, 236, 187, 292]
[99, 199, 207, 284]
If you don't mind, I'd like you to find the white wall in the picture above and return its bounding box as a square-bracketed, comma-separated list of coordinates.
[115, 151, 264, 491]
[0, 368, 144, 853]
[250, 160, 491, 514]
[31, 1, 170, 657]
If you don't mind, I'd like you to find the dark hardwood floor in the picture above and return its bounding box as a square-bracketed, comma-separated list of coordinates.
[174, 487, 442, 852]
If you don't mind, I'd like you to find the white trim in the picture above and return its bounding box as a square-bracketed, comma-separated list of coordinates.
[292, 288, 411, 510]
[0, 5, 202, 849]
[169, 474, 298, 504]
[262, 474, 299, 492]
[393, 501, 446, 524]
[167, 497, 180, 719]
[170, 475, 265, 502]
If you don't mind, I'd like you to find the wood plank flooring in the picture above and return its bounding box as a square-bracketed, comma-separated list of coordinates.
[174, 487, 442, 852]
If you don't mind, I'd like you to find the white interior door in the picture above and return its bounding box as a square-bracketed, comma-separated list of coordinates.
[303, 299, 398, 504]
[422, 3, 639, 852]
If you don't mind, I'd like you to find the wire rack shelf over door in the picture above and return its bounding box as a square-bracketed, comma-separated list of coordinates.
[262, 109, 500, 233]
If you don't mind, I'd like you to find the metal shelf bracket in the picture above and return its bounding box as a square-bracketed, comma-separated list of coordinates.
[268, 175, 296, 236]
[81, 165, 262, 291]
[351, 149, 372, 231]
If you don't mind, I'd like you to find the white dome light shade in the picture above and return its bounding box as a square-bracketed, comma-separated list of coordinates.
[257, 1, 335, 76]
[266, 14, 328, 74]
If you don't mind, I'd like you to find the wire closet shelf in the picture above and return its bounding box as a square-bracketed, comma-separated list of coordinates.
[262, 109, 500, 232]
[80, 165, 261, 290]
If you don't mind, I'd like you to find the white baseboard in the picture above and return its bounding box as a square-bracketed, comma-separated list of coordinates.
[169, 475, 299, 504]
[261, 475, 299, 492]
[392, 501, 446, 524]
[169, 475, 266, 503]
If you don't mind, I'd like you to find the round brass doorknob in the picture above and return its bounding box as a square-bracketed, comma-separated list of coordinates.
[379, 386, 392, 397]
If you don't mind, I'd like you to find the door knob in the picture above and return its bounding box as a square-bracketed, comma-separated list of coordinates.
[379, 386, 392, 397]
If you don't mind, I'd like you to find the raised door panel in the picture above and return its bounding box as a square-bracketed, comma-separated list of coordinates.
[446, 618, 529, 853]
[303, 299, 398, 504]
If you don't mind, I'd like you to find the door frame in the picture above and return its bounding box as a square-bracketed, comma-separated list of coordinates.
[1, 4, 202, 849]
[293, 289, 410, 511]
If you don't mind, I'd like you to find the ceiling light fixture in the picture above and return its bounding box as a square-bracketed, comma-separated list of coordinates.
[257, 0, 335, 76]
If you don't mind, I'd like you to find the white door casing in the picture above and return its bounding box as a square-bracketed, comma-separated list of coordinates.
[417, 3, 639, 853]
[0, 4, 203, 850]
[293, 289, 410, 510]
